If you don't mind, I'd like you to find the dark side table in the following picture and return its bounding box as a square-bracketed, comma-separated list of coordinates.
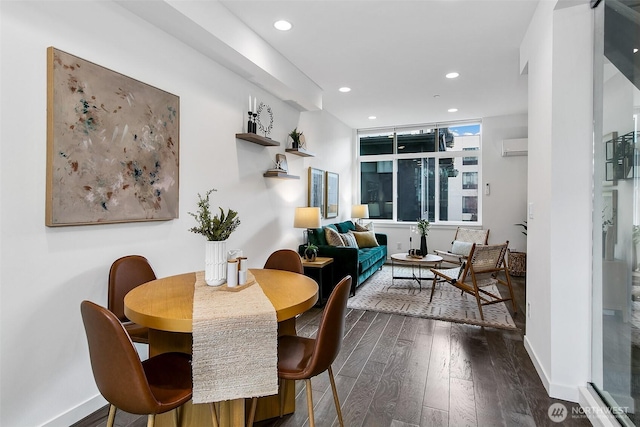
[301, 257, 334, 306]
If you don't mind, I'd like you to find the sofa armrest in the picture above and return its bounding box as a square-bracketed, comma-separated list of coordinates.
[299, 244, 360, 294]
[375, 233, 387, 246]
[316, 245, 359, 262]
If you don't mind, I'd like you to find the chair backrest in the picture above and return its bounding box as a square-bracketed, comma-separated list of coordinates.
[264, 249, 304, 274]
[80, 300, 158, 414]
[306, 275, 352, 378]
[108, 255, 156, 322]
[454, 227, 490, 245]
[469, 241, 509, 275]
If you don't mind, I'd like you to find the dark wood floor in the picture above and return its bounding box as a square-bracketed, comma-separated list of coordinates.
[74, 275, 590, 427]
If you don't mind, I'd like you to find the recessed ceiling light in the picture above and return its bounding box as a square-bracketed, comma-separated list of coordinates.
[433, 94, 440, 98]
[274, 20, 292, 31]
[339, 87, 351, 93]
[368, 116, 377, 120]
[446, 72, 460, 79]
[448, 108, 458, 113]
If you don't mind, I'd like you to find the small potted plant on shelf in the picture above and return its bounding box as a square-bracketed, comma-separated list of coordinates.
[188, 189, 241, 286]
[304, 243, 318, 262]
[288, 128, 304, 150]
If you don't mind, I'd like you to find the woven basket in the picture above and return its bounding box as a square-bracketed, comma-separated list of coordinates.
[508, 250, 527, 277]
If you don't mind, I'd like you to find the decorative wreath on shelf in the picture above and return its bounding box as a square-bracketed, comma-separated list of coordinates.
[256, 102, 274, 137]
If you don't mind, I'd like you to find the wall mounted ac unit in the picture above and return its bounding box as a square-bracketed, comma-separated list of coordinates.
[501, 138, 528, 157]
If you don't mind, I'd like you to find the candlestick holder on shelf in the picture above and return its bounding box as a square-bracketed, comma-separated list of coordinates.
[247, 111, 253, 133]
[252, 113, 257, 134]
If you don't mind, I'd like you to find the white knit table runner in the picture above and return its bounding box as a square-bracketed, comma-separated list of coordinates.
[191, 271, 278, 403]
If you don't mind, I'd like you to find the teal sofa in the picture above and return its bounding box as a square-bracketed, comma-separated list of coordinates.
[299, 220, 387, 297]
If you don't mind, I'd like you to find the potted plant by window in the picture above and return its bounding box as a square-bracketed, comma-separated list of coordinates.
[509, 221, 527, 277]
[189, 189, 241, 286]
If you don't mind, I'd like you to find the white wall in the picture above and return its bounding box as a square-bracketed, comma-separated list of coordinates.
[482, 114, 529, 251]
[521, 0, 593, 402]
[0, 2, 352, 426]
[375, 113, 528, 256]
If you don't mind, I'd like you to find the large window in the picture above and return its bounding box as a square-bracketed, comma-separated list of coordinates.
[358, 122, 481, 224]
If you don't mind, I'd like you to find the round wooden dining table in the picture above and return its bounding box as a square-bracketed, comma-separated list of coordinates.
[124, 268, 318, 427]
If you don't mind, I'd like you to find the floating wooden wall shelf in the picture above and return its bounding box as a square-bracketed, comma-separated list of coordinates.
[285, 148, 315, 157]
[236, 133, 280, 147]
[263, 171, 300, 179]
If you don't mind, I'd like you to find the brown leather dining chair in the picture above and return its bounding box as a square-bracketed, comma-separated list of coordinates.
[108, 255, 156, 344]
[278, 275, 351, 426]
[80, 300, 220, 427]
[263, 248, 304, 274]
[248, 275, 352, 427]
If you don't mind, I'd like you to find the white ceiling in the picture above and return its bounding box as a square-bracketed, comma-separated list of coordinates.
[220, 0, 539, 129]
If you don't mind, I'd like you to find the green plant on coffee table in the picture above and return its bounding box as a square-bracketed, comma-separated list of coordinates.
[188, 189, 240, 241]
[417, 218, 430, 236]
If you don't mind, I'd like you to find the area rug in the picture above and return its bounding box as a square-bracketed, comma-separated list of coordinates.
[347, 265, 518, 330]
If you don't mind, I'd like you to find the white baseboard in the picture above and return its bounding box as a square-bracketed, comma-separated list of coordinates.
[524, 335, 551, 393]
[41, 394, 106, 427]
[523, 335, 579, 402]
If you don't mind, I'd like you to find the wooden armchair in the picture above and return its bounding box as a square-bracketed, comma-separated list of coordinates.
[429, 242, 516, 321]
[434, 227, 489, 267]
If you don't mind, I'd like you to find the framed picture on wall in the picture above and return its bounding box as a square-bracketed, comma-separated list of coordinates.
[605, 162, 614, 181]
[606, 140, 614, 160]
[603, 132, 618, 185]
[46, 47, 180, 226]
[325, 171, 339, 218]
[603, 189, 617, 243]
[308, 167, 324, 217]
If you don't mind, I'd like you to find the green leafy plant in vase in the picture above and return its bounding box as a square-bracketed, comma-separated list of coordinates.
[188, 189, 241, 286]
[417, 218, 430, 256]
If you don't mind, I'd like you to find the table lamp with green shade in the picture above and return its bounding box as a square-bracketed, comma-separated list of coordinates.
[294, 207, 321, 245]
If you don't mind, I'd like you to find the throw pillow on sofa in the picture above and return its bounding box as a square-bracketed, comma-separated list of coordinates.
[325, 227, 345, 246]
[355, 221, 375, 233]
[350, 230, 379, 248]
[341, 232, 359, 248]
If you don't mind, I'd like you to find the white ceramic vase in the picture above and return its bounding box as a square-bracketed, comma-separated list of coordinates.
[205, 240, 227, 286]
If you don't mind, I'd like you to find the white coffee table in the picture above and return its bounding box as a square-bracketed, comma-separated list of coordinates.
[390, 253, 443, 291]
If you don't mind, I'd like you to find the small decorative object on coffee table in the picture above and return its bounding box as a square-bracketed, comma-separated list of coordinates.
[408, 249, 424, 259]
